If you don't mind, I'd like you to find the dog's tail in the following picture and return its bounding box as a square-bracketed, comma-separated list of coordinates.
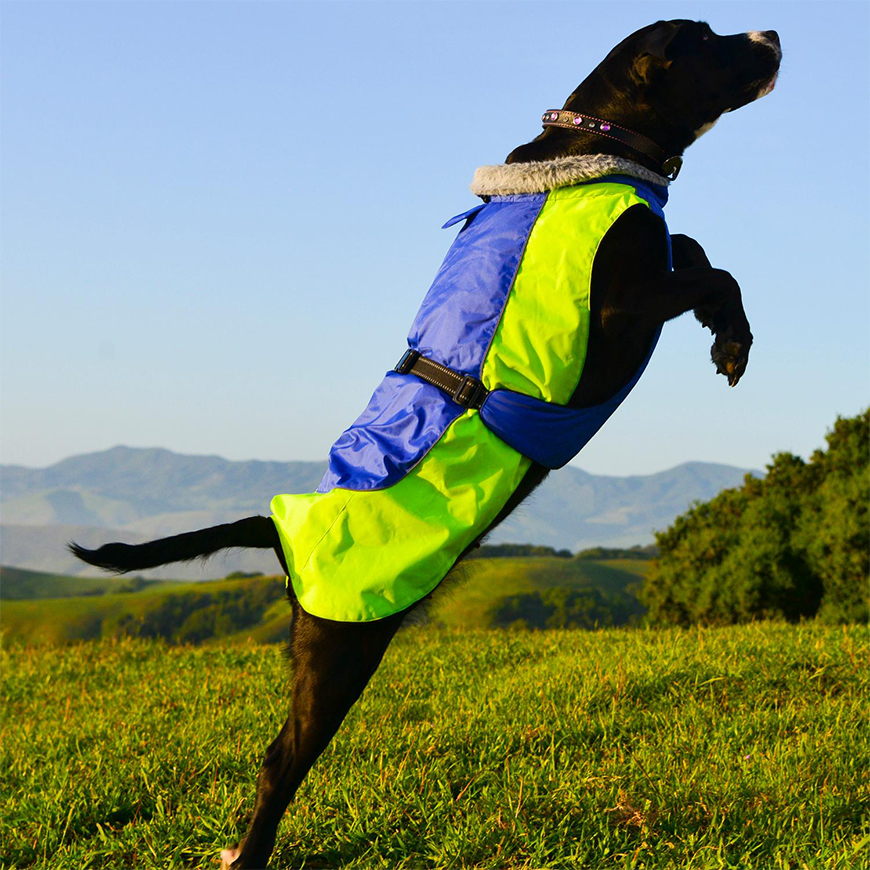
[68, 516, 280, 573]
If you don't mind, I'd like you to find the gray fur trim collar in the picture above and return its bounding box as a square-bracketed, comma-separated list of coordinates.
[470, 154, 671, 196]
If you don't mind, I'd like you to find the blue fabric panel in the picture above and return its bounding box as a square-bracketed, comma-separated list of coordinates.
[317, 193, 545, 493]
[408, 193, 547, 377]
[479, 327, 662, 469]
[442, 204, 485, 229]
[317, 373, 464, 492]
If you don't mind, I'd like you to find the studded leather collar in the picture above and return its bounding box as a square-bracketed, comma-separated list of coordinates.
[540, 109, 682, 180]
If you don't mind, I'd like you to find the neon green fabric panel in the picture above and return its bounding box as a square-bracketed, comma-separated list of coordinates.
[271, 411, 531, 622]
[481, 183, 647, 403]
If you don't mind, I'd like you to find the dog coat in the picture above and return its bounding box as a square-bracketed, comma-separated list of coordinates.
[272, 157, 672, 622]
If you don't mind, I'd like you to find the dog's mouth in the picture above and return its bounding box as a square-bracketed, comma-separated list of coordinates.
[757, 72, 778, 98]
[723, 72, 778, 113]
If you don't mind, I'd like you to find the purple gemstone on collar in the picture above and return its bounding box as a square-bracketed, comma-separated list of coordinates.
[573, 115, 583, 125]
[601, 123, 611, 131]
[549, 112, 559, 121]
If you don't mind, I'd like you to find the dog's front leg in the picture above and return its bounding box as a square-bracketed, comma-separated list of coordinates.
[670, 233, 753, 386]
[222, 605, 405, 869]
[672, 233, 738, 328]
[611, 236, 752, 386]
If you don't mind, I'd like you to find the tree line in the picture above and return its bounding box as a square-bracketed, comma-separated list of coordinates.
[641, 410, 868, 626]
[104, 577, 284, 644]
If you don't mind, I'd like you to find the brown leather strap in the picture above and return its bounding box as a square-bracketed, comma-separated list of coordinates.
[541, 109, 682, 180]
[394, 349, 488, 410]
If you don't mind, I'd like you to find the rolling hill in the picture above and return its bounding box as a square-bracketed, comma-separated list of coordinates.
[0, 565, 167, 599]
[0, 555, 651, 644]
[1, 446, 756, 577]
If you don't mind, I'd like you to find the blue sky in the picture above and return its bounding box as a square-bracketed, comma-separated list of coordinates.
[2, 1, 868, 476]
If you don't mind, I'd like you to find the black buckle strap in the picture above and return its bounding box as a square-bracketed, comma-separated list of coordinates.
[394, 349, 489, 410]
[452, 375, 488, 409]
[395, 348, 420, 374]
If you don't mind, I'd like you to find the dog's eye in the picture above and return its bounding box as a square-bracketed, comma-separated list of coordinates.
[701, 34, 710, 42]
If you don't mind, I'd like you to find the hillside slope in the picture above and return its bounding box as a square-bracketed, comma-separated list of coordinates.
[0, 566, 166, 599]
[0, 556, 651, 642]
[1, 447, 756, 575]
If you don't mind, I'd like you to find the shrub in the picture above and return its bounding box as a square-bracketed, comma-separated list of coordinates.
[642, 410, 868, 626]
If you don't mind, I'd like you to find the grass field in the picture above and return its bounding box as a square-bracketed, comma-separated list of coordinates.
[2, 622, 867, 869]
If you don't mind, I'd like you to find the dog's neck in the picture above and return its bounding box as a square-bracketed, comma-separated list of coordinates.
[485, 80, 686, 195]
[503, 63, 698, 174]
[470, 154, 670, 198]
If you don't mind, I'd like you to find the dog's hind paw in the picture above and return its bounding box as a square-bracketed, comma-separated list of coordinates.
[220, 847, 240, 869]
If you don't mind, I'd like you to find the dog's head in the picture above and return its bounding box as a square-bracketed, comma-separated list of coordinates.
[606, 20, 782, 140]
[509, 20, 782, 166]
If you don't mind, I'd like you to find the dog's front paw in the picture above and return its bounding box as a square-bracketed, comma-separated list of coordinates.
[220, 846, 240, 869]
[711, 324, 752, 387]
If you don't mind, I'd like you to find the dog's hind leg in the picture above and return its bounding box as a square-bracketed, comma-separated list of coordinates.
[222, 600, 406, 869]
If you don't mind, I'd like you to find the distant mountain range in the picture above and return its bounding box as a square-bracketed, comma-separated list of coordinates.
[1, 446, 757, 578]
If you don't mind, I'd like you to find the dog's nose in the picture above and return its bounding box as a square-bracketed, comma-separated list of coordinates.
[762, 30, 780, 47]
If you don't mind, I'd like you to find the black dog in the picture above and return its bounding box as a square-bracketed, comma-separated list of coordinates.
[71, 20, 781, 868]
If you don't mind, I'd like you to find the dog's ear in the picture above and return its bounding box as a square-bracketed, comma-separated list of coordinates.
[631, 21, 682, 83]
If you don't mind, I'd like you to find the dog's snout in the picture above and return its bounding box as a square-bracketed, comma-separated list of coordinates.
[748, 29, 783, 60]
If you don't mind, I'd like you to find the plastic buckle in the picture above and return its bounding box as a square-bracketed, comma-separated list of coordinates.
[394, 349, 420, 374]
[453, 375, 486, 409]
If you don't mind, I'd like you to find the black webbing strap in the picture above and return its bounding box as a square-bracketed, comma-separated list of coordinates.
[394, 349, 489, 410]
